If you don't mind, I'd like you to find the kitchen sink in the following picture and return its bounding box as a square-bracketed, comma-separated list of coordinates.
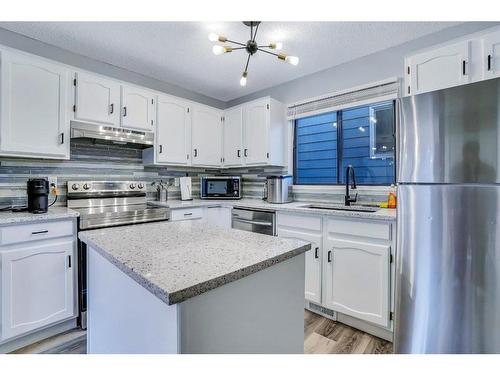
[300, 204, 379, 213]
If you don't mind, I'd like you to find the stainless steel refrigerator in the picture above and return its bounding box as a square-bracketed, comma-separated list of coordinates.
[395, 78, 500, 353]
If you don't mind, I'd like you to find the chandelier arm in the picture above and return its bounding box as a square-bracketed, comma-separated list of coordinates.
[257, 48, 279, 57]
[250, 24, 253, 40]
[231, 47, 247, 51]
[226, 39, 246, 47]
[244, 53, 251, 73]
[252, 23, 260, 42]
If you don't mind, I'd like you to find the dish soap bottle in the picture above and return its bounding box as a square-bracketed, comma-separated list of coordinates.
[388, 191, 397, 209]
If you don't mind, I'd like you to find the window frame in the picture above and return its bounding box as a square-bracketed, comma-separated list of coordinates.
[293, 99, 397, 186]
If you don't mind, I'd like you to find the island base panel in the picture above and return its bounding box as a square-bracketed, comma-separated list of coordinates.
[87, 248, 180, 354]
[87, 247, 305, 354]
[179, 253, 305, 354]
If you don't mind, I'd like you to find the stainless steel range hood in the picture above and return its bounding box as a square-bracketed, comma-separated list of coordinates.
[70, 121, 154, 147]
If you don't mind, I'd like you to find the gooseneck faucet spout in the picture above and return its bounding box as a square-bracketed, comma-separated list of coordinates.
[345, 165, 358, 206]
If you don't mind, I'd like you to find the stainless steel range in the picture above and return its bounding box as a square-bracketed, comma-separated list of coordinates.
[67, 180, 169, 329]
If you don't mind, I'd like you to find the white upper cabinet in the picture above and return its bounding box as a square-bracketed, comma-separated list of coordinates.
[243, 97, 286, 167]
[121, 85, 155, 132]
[0, 51, 70, 159]
[223, 106, 244, 167]
[156, 95, 191, 165]
[483, 29, 500, 79]
[191, 105, 223, 167]
[244, 98, 270, 165]
[0, 239, 75, 341]
[73, 72, 120, 126]
[405, 40, 471, 96]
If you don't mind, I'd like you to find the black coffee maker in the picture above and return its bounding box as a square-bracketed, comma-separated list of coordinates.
[27, 178, 49, 214]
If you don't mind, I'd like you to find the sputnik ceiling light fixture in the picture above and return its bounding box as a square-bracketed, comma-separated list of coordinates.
[209, 21, 299, 87]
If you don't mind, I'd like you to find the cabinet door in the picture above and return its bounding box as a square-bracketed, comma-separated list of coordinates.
[483, 30, 500, 79]
[0, 51, 70, 159]
[1, 240, 75, 340]
[244, 98, 270, 165]
[156, 95, 191, 165]
[74, 72, 120, 126]
[204, 206, 232, 229]
[121, 85, 155, 131]
[323, 237, 390, 327]
[278, 228, 322, 304]
[223, 106, 244, 167]
[406, 40, 470, 96]
[191, 106, 222, 167]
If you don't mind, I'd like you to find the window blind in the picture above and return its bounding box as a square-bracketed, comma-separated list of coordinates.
[287, 78, 399, 120]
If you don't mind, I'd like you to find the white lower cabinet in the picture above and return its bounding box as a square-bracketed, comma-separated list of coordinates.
[277, 211, 394, 330]
[169, 207, 204, 222]
[0, 221, 76, 342]
[278, 228, 322, 304]
[203, 206, 232, 229]
[323, 237, 391, 327]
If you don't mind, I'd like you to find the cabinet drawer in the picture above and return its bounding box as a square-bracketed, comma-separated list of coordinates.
[169, 207, 204, 221]
[0, 220, 74, 246]
[277, 212, 322, 232]
[326, 218, 391, 241]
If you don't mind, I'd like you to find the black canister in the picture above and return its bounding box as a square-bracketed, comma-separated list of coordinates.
[27, 178, 49, 214]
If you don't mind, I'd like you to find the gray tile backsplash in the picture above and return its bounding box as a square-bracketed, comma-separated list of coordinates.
[0, 139, 394, 208]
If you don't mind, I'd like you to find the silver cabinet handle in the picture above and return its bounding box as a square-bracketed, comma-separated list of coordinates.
[327, 250, 333, 262]
[159, 145, 163, 154]
[123, 106, 127, 117]
[59, 133, 64, 144]
[184, 213, 193, 216]
[244, 149, 248, 157]
[315, 247, 319, 259]
[31, 230, 49, 235]
[109, 103, 114, 114]
[194, 149, 198, 157]
[232, 218, 273, 226]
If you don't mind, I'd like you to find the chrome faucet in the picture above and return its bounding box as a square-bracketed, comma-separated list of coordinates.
[345, 165, 357, 206]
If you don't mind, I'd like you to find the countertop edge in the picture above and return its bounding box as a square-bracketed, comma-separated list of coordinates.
[79, 231, 311, 306]
[79, 233, 172, 305]
[0, 208, 80, 226]
[167, 242, 311, 305]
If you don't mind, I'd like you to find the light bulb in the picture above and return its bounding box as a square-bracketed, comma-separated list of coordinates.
[208, 33, 219, 42]
[240, 72, 248, 87]
[212, 45, 226, 55]
[270, 42, 283, 50]
[285, 55, 299, 66]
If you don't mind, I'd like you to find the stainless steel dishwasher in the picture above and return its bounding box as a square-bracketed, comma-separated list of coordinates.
[231, 208, 276, 236]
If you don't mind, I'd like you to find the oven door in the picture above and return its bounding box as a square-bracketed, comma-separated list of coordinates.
[201, 178, 240, 199]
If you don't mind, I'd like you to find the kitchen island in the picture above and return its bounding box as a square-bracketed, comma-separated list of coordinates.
[78, 220, 310, 354]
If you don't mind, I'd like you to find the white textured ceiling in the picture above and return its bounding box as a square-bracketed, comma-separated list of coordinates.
[0, 22, 460, 101]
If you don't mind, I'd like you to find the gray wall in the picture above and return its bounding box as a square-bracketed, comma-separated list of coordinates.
[0, 27, 226, 109]
[226, 22, 500, 107]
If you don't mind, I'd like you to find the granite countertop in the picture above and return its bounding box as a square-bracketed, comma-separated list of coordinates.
[148, 198, 397, 221]
[0, 206, 80, 226]
[79, 220, 310, 305]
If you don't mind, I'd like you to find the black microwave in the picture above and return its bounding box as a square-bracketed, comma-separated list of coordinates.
[200, 176, 241, 199]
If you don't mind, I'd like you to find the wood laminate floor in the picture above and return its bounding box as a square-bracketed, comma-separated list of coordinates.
[304, 310, 393, 354]
[12, 310, 393, 354]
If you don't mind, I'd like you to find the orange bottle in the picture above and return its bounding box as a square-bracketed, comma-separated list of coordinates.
[388, 192, 397, 209]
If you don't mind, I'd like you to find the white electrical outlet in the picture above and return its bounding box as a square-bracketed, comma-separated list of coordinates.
[47, 176, 57, 188]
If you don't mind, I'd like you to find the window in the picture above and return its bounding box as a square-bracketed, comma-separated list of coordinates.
[294, 101, 395, 185]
